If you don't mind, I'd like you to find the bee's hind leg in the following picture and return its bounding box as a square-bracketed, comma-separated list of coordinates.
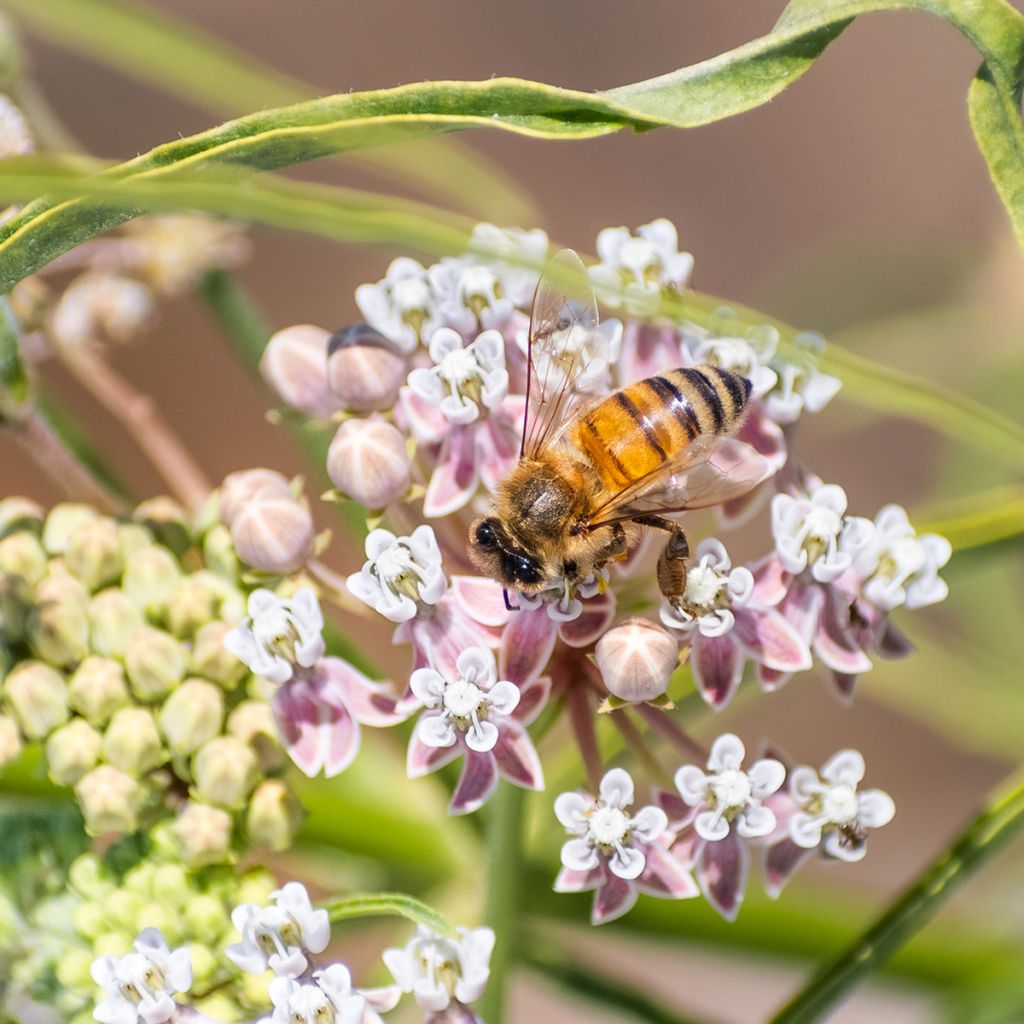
[634, 515, 690, 608]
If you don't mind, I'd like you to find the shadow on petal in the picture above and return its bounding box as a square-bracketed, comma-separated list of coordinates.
[698, 830, 749, 921]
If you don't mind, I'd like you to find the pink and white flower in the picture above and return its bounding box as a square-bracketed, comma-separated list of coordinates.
[347, 527, 447, 623]
[355, 257, 441, 354]
[268, 965, 400, 1024]
[92, 928, 192, 1024]
[762, 332, 841, 425]
[554, 767, 698, 924]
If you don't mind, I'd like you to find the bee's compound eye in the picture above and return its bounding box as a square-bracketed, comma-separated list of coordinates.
[474, 519, 498, 550]
[509, 554, 542, 586]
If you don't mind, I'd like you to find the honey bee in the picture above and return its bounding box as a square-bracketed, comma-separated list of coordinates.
[468, 249, 768, 610]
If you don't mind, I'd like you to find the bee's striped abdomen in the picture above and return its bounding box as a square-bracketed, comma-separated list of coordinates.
[570, 365, 751, 491]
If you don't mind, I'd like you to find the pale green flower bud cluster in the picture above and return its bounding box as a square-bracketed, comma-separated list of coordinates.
[0, 498, 304, 864]
[0, 849, 276, 1023]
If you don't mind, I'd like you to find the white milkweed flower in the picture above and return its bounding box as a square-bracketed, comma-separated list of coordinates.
[356, 257, 441, 354]
[91, 927, 192, 1024]
[764, 332, 841, 424]
[51, 273, 154, 348]
[407, 328, 509, 425]
[771, 484, 874, 584]
[854, 505, 952, 611]
[223, 587, 325, 685]
[268, 964, 400, 1024]
[347, 526, 447, 624]
[226, 881, 330, 978]
[429, 260, 516, 331]
[467, 222, 549, 306]
[0, 94, 34, 158]
[411, 647, 520, 753]
[383, 925, 494, 1013]
[659, 538, 754, 638]
[589, 218, 694, 316]
[689, 328, 779, 399]
[555, 767, 668, 881]
[675, 733, 785, 842]
[788, 749, 895, 861]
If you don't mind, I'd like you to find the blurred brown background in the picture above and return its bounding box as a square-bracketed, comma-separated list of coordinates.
[3, 2, 1023, 1021]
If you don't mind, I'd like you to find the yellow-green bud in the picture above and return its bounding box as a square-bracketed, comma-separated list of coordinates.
[72, 900, 108, 940]
[125, 626, 185, 700]
[150, 864, 190, 907]
[0, 496, 44, 536]
[124, 862, 157, 897]
[191, 620, 246, 688]
[64, 517, 123, 590]
[92, 930, 134, 957]
[3, 660, 68, 738]
[171, 802, 233, 867]
[103, 707, 165, 774]
[117, 522, 153, 560]
[235, 867, 277, 906]
[75, 765, 143, 834]
[193, 736, 257, 809]
[0, 531, 47, 585]
[184, 893, 229, 938]
[122, 545, 181, 617]
[166, 574, 220, 638]
[68, 853, 111, 899]
[45, 718, 102, 784]
[27, 586, 90, 668]
[0, 714, 22, 767]
[133, 497, 191, 556]
[88, 588, 144, 657]
[187, 942, 220, 989]
[56, 947, 95, 990]
[68, 656, 129, 725]
[134, 902, 181, 943]
[42, 504, 97, 555]
[246, 779, 304, 852]
[240, 969, 273, 1008]
[203, 524, 240, 581]
[105, 889, 145, 929]
[228, 700, 286, 772]
[159, 678, 224, 756]
[194, 993, 242, 1023]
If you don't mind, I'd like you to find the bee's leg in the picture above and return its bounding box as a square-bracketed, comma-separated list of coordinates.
[652, 524, 691, 609]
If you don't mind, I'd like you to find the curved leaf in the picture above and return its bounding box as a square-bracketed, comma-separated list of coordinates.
[325, 892, 454, 936]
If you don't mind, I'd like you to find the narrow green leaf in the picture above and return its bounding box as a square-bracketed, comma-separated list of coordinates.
[0, 0, 538, 224]
[325, 892, 454, 936]
[768, 771, 1024, 1023]
[918, 487, 1024, 552]
[0, 297, 27, 408]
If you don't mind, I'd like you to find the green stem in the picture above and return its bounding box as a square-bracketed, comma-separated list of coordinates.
[479, 784, 526, 1024]
[769, 770, 1024, 1024]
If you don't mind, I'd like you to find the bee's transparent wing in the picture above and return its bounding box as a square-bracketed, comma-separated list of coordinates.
[521, 249, 603, 459]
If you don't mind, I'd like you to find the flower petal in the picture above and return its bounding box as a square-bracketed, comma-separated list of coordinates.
[513, 675, 551, 726]
[449, 751, 499, 814]
[857, 788, 896, 828]
[599, 767, 634, 809]
[553, 864, 603, 893]
[821, 749, 865, 787]
[609, 844, 646, 880]
[320, 657, 405, 727]
[418, 713, 457, 749]
[499, 607, 557, 686]
[561, 838, 599, 872]
[630, 806, 668, 843]
[492, 719, 544, 790]
[559, 591, 617, 648]
[272, 679, 360, 778]
[591, 874, 638, 925]
[407, 730, 463, 778]
[763, 838, 815, 899]
[732, 607, 812, 673]
[698, 830, 749, 921]
[637, 841, 700, 900]
[814, 586, 873, 676]
[691, 634, 743, 709]
[451, 575, 511, 628]
[708, 733, 745, 772]
[674, 765, 708, 806]
[748, 758, 786, 798]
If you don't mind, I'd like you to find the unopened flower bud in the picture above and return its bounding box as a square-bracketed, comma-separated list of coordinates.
[235, 867, 277, 906]
[190, 620, 247, 688]
[230, 491, 314, 575]
[171, 802, 233, 867]
[219, 468, 292, 527]
[75, 764, 143, 834]
[93, 931, 135, 958]
[326, 322, 406, 411]
[41, 503, 97, 555]
[125, 862, 157, 896]
[105, 888, 145, 927]
[261, 324, 342, 419]
[117, 522, 154, 560]
[184, 894, 229, 938]
[45, 718, 101, 784]
[57, 948, 95, 991]
[0, 496, 43, 535]
[0, 714, 22, 767]
[73, 901, 108, 939]
[203, 524, 240, 581]
[68, 656, 129, 725]
[3, 660, 68, 738]
[595, 616, 681, 703]
[193, 735, 258, 808]
[133, 497, 191, 556]
[227, 700, 285, 772]
[240, 970, 273, 1010]
[88, 588, 144, 657]
[151, 863, 190, 906]
[134, 902, 181, 944]
[125, 626, 185, 700]
[69, 853, 110, 899]
[327, 417, 410, 509]
[159, 679, 225, 756]
[64, 517, 123, 590]
[0, 531, 46, 585]
[103, 707, 165, 774]
[122, 545, 181, 616]
[166, 574, 220, 638]
[187, 942, 220, 990]
[246, 779, 304, 851]
[27, 587, 90, 667]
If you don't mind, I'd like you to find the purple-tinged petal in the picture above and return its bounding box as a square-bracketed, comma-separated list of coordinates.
[717, 484, 771, 530]
[669, 829, 704, 869]
[757, 664, 791, 692]
[407, 730, 463, 778]
[617, 322, 681, 386]
[423, 428, 480, 518]
[492, 719, 544, 790]
[691, 634, 743, 709]
[449, 751, 499, 814]
[451, 575, 512, 628]
[478, 413, 521, 492]
[749, 555, 789, 607]
[831, 672, 859, 702]
[499, 607, 557, 685]
[513, 675, 551, 726]
[739, 409, 787, 470]
[814, 586, 873, 676]
[732, 607, 812, 673]
[763, 838, 815, 899]
[554, 864, 603, 893]
[878, 620, 915, 660]
[656, 789, 697, 828]
[398, 386, 447, 445]
[409, 595, 497, 681]
[779, 581, 825, 644]
[591, 873, 639, 925]
[698, 830, 749, 921]
[272, 679, 360, 778]
[559, 591, 617, 648]
[318, 657, 406, 727]
[637, 841, 700, 900]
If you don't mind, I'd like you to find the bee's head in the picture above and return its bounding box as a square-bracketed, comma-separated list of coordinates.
[468, 516, 548, 592]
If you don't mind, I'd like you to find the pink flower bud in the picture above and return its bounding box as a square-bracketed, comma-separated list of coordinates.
[230, 490, 314, 575]
[595, 617, 680, 703]
[261, 324, 342, 419]
[219, 468, 292, 527]
[327, 418, 410, 510]
[326, 322, 407, 412]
